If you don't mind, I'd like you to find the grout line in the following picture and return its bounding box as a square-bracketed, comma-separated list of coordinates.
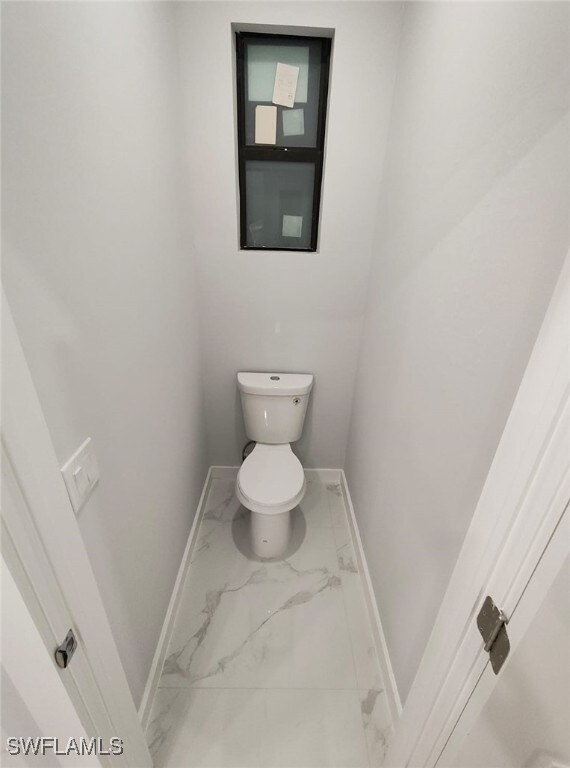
[154, 686, 373, 692]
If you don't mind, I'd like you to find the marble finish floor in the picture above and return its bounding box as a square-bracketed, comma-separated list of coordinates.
[146, 469, 393, 767]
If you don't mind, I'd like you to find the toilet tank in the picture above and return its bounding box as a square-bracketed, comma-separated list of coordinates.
[237, 372, 313, 444]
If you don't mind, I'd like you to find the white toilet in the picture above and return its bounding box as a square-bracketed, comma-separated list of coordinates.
[236, 372, 313, 559]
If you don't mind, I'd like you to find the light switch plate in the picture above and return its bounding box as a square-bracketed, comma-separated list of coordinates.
[61, 437, 100, 515]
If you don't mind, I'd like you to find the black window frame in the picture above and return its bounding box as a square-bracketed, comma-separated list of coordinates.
[235, 31, 332, 252]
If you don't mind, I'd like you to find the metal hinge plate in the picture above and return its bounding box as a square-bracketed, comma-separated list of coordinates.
[477, 596, 510, 674]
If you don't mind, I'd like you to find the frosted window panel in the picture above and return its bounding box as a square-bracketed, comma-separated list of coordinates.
[247, 46, 309, 103]
[245, 161, 315, 250]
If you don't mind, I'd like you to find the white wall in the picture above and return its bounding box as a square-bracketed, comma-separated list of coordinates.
[346, 1, 570, 703]
[2, 2, 207, 706]
[174, 2, 403, 468]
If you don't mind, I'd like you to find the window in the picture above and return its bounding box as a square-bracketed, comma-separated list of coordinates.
[235, 32, 332, 252]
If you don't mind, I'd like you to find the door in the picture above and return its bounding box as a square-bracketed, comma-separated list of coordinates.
[385, 254, 570, 768]
[439, 544, 570, 768]
[2, 557, 102, 767]
[1, 295, 152, 768]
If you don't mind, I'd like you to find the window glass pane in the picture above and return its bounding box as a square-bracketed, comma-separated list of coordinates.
[244, 38, 322, 148]
[245, 161, 315, 250]
[247, 46, 310, 103]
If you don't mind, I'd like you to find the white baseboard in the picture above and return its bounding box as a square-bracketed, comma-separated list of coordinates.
[138, 466, 216, 729]
[340, 470, 402, 723]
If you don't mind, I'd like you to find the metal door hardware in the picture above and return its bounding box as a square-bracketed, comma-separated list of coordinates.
[55, 629, 77, 669]
[477, 596, 510, 674]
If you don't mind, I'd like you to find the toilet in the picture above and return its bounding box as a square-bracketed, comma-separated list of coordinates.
[236, 372, 313, 558]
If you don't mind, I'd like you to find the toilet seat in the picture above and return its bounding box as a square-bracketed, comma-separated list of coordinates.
[236, 443, 306, 515]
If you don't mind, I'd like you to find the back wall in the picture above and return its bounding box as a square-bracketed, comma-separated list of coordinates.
[174, 1, 404, 467]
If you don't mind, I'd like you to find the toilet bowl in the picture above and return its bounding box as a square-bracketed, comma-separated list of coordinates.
[236, 443, 306, 558]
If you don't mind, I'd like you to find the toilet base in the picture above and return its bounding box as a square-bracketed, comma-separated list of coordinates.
[250, 509, 291, 559]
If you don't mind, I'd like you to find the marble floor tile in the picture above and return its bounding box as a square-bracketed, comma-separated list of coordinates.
[147, 688, 269, 768]
[147, 688, 371, 768]
[162, 518, 354, 689]
[203, 476, 241, 522]
[360, 689, 394, 767]
[163, 582, 356, 689]
[266, 689, 370, 768]
[147, 472, 393, 767]
[301, 471, 333, 527]
[325, 479, 349, 530]
[334, 525, 383, 691]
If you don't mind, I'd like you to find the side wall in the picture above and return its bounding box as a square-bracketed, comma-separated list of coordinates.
[2, 2, 207, 706]
[346, 1, 570, 702]
[174, 2, 403, 468]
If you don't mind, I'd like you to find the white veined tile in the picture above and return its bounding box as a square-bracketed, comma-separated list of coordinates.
[191, 582, 355, 689]
[333, 526, 383, 691]
[325, 478, 349, 530]
[148, 469, 392, 764]
[161, 552, 355, 688]
[160, 512, 355, 689]
[185, 504, 340, 602]
[360, 688, 393, 767]
[301, 470, 333, 527]
[147, 688, 270, 768]
[266, 689, 370, 767]
[203, 477, 242, 522]
[146, 688, 371, 768]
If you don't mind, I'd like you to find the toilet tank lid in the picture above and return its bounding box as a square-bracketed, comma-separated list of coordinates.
[237, 372, 314, 396]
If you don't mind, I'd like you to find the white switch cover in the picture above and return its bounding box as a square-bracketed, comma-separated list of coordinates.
[61, 438, 100, 515]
